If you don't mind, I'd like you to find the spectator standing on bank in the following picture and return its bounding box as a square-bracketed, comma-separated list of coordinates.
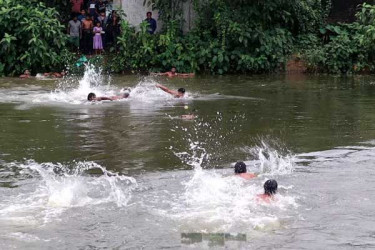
[78, 9, 87, 21]
[71, 0, 84, 16]
[96, 0, 107, 14]
[83, 0, 89, 9]
[67, 15, 82, 52]
[145, 12, 157, 34]
[97, 12, 108, 49]
[106, 11, 120, 48]
[88, 0, 98, 20]
[81, 15, 94, 54]
[93, 22, 103, 55]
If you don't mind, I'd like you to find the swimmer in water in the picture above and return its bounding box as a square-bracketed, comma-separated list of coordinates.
[152, 66, 195, 78]
[234, 161, 257, 180]
[181, 108, 197, 120]
[257, 179, 278, 203]
[87, 91, 129, 101]
[19, 70, 31, 79]
[181, 114, 195, 120]
[156, 84, 185, 98]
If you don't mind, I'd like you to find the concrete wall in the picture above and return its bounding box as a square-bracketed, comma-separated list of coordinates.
[112, 0, 195, 33]
[112, 0, 161, 32]
[182, 1, 195, 33]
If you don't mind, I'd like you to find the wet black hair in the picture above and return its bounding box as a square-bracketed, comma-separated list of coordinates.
[234, 161, 246, 174]
[178, 88, 185, 94]
[264, 179, 278, 196]
[88, 92, 96, 101]
[147, 11, 152, 15]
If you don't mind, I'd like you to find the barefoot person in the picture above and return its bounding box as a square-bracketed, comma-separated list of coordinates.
[234, 161, 257, 180]
[257, 179, 278, 203]
[156, 84, 185, 98]
[87, 91, 129, 101]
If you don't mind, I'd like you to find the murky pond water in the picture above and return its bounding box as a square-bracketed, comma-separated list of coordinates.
[1, 68, 375, 249]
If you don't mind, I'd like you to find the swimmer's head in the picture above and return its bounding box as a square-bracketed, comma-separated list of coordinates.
[264, 179, 278, 196]
[88, 92, 96, 101]
[177, 88, 185, 97]
[120, 88, 131, 98]
[234, 161, 247, 174]
[171, 67, 177, 73]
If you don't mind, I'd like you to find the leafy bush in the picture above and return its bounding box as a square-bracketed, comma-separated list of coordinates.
[0, 0, 72, 76]
[113, 0, 317, 74]
[299, 3, 375, 74]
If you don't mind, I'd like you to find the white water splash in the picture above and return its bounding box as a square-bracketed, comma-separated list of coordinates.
[166, 131, 297, 232]
[0, 160, 136, 226]
[38, 64, 114, 104]
[129, 78, 193, 104]
[0, 68, 196, 109]
[241, 141, 295, 175]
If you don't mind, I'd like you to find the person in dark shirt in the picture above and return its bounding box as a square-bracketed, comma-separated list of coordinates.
[88, 0, 98, 19]
[145, 11, 157, 34]
[78, 9, 87, 21]
[106, 11, 121, 47]
[96, 0, 107, 14]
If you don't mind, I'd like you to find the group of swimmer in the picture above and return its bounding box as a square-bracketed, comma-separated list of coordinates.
[86, 70, 280, 199]
[234, 161, 278, 203]
[20, 66, 192, 80]
[84, 67, 187, 102]
[21, 66, 278, 198]
[19, 70, 66, 79]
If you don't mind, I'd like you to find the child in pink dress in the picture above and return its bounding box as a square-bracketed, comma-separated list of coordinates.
[93, 22, 103, 54]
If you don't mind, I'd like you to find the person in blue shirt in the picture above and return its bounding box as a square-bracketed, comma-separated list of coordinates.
[145, 12, 157, 34]
[77, 9, 86, 21]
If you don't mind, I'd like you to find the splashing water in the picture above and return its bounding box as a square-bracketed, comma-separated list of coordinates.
[241, 141, 295, 175]
[0, 160, 137, 226]
[0, 64, 117, 106]
[161, 116, 298, 233]
[44, 64, 114, 104]
[151, 164, 298, 233]
[0, 68, 197, 109]
[129, 77, 193, 104]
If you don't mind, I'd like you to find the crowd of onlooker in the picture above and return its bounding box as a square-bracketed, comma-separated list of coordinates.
[68, 0, 158, 55]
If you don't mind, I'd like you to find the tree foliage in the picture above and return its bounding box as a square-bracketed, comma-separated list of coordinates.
[300, 3, 375, 74]
[0, 0, 72, 76]
[111, 0, 330, 74]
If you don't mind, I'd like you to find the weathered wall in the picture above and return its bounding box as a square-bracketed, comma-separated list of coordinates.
[112, 0, 195, 33]
[182, 1, 196, 33]
[112, 0, 161, 32]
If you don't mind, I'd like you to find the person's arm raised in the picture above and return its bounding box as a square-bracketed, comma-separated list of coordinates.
[178, 73, 195, 77]
[156, 84, 178, 96]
